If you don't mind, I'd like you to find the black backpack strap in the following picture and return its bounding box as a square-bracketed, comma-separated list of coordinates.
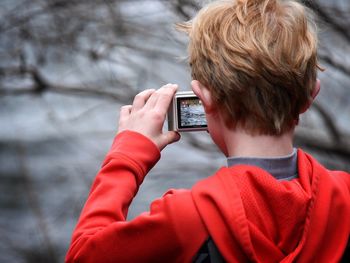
[193, 237, 225, 263]
[194, 235, 349, 262]
[341, 237, 350, 262]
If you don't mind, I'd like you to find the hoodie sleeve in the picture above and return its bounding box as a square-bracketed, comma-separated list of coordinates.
[338, 171, 350, 193]
[65, 130, 207, 263]
[65, 131, 171, 262]
[345, 172, 350, 192]
[331, 170, 350, 194]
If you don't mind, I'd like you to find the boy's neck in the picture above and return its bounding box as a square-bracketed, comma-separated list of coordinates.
[224, 128, 294, 158]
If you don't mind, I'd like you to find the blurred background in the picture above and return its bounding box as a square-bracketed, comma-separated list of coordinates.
[0, 0, 349, 262]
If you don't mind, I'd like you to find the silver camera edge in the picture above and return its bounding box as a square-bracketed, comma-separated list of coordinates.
[167, 91, 207, 132]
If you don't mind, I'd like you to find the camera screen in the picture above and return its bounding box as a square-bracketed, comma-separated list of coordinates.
[177, 97, 207, 129]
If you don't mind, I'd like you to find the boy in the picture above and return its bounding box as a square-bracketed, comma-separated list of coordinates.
[66, 0, 350, 262]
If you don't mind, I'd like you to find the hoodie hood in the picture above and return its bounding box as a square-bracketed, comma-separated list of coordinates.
[192, 150, 350, 262]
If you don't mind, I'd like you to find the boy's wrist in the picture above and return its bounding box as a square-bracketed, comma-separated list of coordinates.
[108, 130, 161, 175]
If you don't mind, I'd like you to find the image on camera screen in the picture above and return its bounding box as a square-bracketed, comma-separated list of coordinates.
[177, 97, 207, 129]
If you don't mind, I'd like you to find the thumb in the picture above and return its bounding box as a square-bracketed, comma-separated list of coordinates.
[161, 131, 181, 149]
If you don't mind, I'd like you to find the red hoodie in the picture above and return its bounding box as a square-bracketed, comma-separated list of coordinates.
[66, 131, 350, 262]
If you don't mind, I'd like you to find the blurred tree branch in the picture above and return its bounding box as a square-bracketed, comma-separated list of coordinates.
[304, 1, 350, 44]
[17, 142, 58, 263]
[170, 0, 201, 20]
[0, 65, 134, 102]
[319, 53, 350, 77]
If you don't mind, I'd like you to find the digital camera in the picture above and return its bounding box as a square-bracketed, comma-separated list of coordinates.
[167, 91, 207, 132]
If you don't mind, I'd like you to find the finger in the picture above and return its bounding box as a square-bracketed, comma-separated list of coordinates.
[120, 105, 132, 118]
[153, 84, 178, 115]
[132, 89, 156, 112]
[118, 105, 132, 132]
[144, 84, 174, 110]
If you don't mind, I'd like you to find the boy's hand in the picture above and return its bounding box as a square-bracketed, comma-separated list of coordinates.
[118, 84, 181, 151]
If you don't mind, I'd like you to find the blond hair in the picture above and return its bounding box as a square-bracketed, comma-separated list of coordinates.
[177, 0, 321, 135]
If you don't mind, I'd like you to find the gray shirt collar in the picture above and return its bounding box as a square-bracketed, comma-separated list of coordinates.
[227, 148, 298, 181]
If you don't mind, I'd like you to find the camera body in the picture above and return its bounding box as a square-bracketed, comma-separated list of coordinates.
[167, 91, 207, 132]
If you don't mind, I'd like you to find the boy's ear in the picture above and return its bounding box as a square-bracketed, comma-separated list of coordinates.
[191, 80, 216, 113]
[300, 79, 321, 113]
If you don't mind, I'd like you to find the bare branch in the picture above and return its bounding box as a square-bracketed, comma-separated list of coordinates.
[170, 0, 200, 20]
[304, 1, 350, 44]
[16, 143, 58, 263]
[311, 101, 342, 144]
[294, 129, 350, 160]
[0, 66, 135, 102]
[319, 53, 350, 77]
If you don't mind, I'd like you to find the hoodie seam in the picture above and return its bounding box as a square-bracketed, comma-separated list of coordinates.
[219, 168, 259, 262]
[190, 191, 211, 237]
[282, 154, 320, 262]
